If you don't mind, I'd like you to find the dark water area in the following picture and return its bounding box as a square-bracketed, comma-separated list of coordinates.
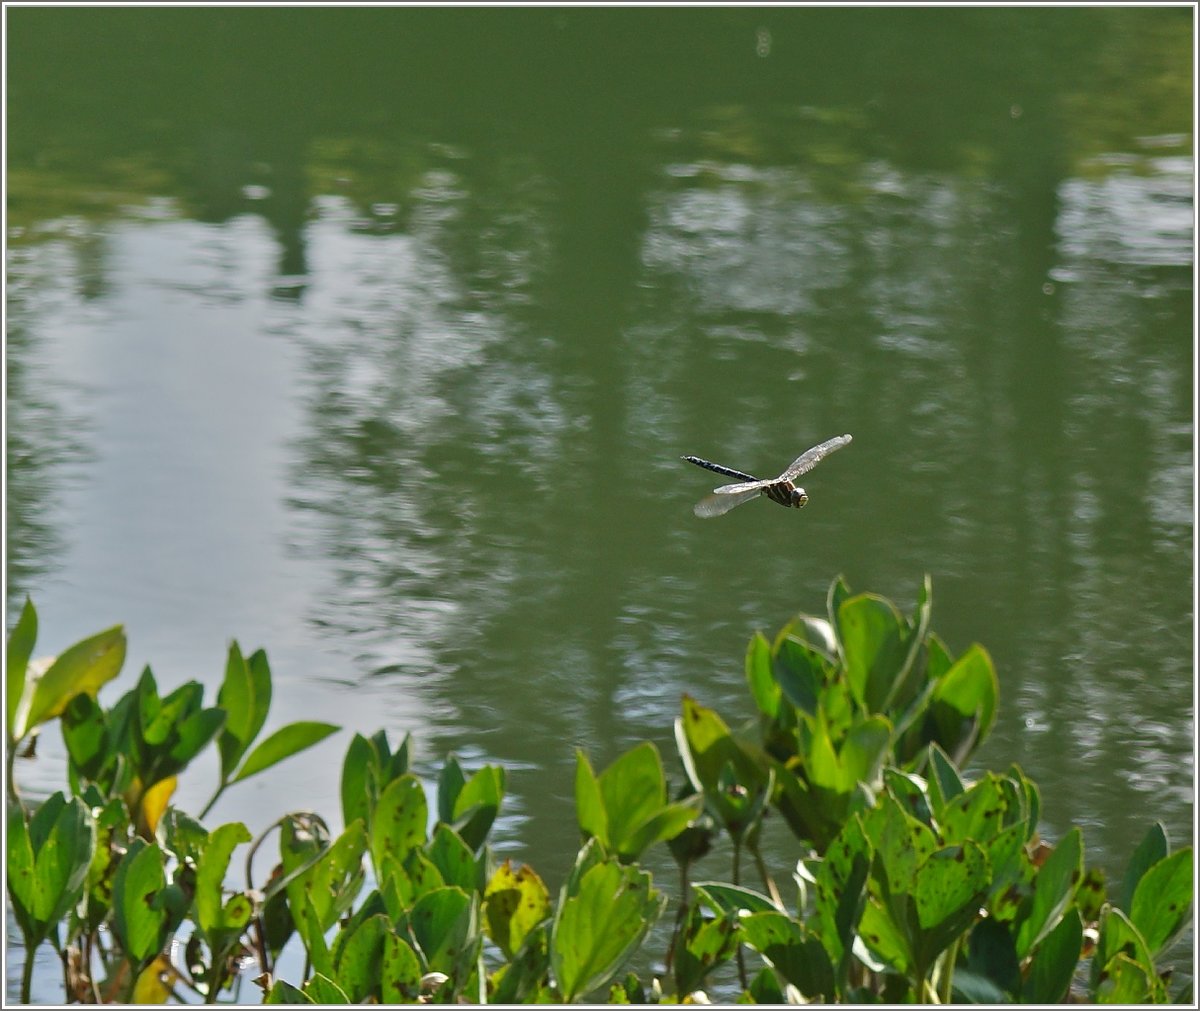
[6, 7, 1194, 1001]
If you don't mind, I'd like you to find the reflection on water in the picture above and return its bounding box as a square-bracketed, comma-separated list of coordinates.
[6, 6, 1194, 1000]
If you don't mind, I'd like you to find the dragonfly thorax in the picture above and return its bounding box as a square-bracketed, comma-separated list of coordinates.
[763, 481, 809, 509]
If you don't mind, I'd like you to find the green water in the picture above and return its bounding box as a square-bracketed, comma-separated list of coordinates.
[6, 8, 1193, 1000]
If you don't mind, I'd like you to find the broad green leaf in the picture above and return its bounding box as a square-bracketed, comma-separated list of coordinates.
[1129, 847, 1192, 957]
[448, 763, 505, 852]
[24, 624, 125, 732]
[217, 642, 254, 779]
[303, 972, 350, 1004]
[745, 631, 780, 718]
[813, 815, 872, 982]
[930, 643, 998, 747]
[297, 892, 333, 978]
[194, 822, 252, 937]
[621, 800, 700, 860]
[265, 979, 312, 1003]
[910, 842, 990, 970]
[283, 817, 366, 931]
[1015, 827, 1082, 958]
[693, 881, 779, 916]
[381, 932, 422, 1003]
[332, 911, 388, 1003]
[1118, 821, 1168, 914]
[28, 794, 95, 932]
[61, 692, 109, 782]
[939, 772, 1017, 846]
[438, 754, 467, 824]
[1091, 905, 1160, 1000]
[484, 860, 551, 960]
[6, 597, 36, 739]
[1022, 905, 1082, 1003]
[6, 802, 38, 942]
[1095, 952, 1156, 1003]
[112, 839, 168, 964]
[739, 911, 835, 1000]
[926, 742, 964, 815]
[963, 916, 1020, 1000]
[859, 896, 911, 973]
[672, 904, 739, 995]
[772, 637, 826, 715]
[407, 885, 478, 978]
[426, 823, 476, 893]
[598, 743, 666, 855]
[837, 593, 906, 713]
[166, 706, 226, 772]
[489, 924, 552, 1004]
[551, 858, 665, 1002]
[231, 721, 339, 783]
[369, 774, 427, 877]
[574, 750, 607, 844]
[341, 733, 375, 829]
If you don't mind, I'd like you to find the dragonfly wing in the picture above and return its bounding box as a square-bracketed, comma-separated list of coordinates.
[780, 433, 853, 481]
[694, 487, 760, 518]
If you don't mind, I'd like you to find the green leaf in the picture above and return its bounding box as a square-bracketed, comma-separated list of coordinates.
[1118, 821, 1168, 913]
[812, 815, 872, 986]
[61, 693, 110, 782]
[1129, 847, 1192, 957]
[231, 721, 339, 783]
[425, 824, 476, 893]
[265, 979, 313, 1003]
[282, 817, 366, 932]
[6, 597, 37, 739]
[739, 910, 835, 1000]
[693, 881, 779, 916]
[910, 842, 990, 970]
[217, 642, 253, 779]
[370, 775, 427, 877]
[598, 744, 665, 852]
[6, 801, 38, 942]
[341, 733, 375, 829]
[929, 643, 998, 756]
[1015, 827, 1082, 959]
[745, 631, 780, 718]
[447, 763, 505, 851]
[381, 932, 423, 1003]
[331, 911, 388, 1003]
[772, 637, 827, 716]
[837, 593, 906, 713]
[24, 624, 126, 733]
[1095, 952, 1156, 1003]
[406, 885, 478, 979]
[551, 858, 665, 1002]
[112, 839, 168, 964]
[194, 822, 252, 938]
[1022, 906, 1082, 1003]
[925, 742, 964, 815]
[574, 750, 607, 845]
[29, 794, 95, 933]
[303, 972, 351, 1004]
[484, 859, 551, 960]
[672, 904, 739, 995]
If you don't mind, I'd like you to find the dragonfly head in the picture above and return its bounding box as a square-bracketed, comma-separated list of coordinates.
[791, 487, 809, 508]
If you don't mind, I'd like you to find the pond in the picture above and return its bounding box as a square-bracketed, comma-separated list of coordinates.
[6, 7, 1193, 1002]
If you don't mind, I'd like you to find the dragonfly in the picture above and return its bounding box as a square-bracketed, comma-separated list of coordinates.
[682, 434, 852, 518]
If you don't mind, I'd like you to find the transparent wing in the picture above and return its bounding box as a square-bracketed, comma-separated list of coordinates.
[779, 433, 853, 481]
[693, 487, 760, 518]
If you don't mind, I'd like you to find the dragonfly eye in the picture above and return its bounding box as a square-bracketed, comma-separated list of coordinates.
[793, 488, 809, 508]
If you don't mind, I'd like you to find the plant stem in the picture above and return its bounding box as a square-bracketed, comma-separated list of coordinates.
[732, 839, 747, 991]
[751, 844, 783, 909]
[21, 939, 36, 1004]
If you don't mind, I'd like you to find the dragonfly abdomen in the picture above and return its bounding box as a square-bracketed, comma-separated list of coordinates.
[681, 455, 757, 483]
